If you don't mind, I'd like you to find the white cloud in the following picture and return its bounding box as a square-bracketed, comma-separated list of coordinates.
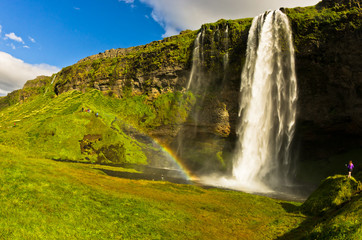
[118, 0, 135, 8]
[4, 32, 24, 44]
[0, 25, 2, 35]
[29, 36, 36, 43]
[0, 51, 60, 96]
[119, 0, 134, 3]
[138, 0, 321, 37]
[0, 88, 8, 96]
[7, 43, 16, 50]
[74, 7, 80, 10]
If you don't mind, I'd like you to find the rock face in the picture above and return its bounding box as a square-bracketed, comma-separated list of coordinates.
[285, 2, 362, 161]
[295, 14, 362, 134]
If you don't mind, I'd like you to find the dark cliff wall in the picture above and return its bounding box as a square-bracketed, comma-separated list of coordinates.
[285, 2, 362, 161]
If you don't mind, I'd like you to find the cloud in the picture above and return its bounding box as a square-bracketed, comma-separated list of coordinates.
[7, 43, 16, 50]
[119, 0, 134, 3]
[74, 7, 81, 10]
[0, 25, 2, 35]
[4, 32, 24, 44]
[28, 36, 36, 43]
[118, 0, 135, 8]
[139, 0, 321, 37]
[0, 51, 60, 96]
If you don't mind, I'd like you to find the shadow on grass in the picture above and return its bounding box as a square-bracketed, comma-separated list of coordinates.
[275, 203, 318, 240]
[97, 168, 192, 185]
[279, 202, 300, 213]
[275, 217, 319, 240]
[276, 193, 362, 240]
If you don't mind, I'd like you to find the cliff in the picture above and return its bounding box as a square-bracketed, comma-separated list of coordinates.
[1, 0, 361, 175]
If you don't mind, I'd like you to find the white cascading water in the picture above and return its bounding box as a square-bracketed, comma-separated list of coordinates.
[232, 10, 297, 191]
[201, 10, 297, 193]
[51, 74, 57, 85]
[224, 25, 229, 71]
[44, 74, 57, 95]
[223, 25, 229, 84]
[187, 31, 203, 90]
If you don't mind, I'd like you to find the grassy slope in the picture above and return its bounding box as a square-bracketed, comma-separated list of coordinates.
[1, 144, 360, 239]
[0, 145, 307, 240]
[0, 89, 194, 165]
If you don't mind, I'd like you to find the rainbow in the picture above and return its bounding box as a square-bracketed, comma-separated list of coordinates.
[152, 138, 198, 181]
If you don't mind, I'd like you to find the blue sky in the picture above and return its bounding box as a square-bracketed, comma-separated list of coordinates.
[0, 0, 320, 95]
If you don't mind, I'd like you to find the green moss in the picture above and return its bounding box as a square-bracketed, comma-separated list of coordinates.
[285, 5, 362, 53]
[305, 194, 362, 240]
[302, 175, 359, 215]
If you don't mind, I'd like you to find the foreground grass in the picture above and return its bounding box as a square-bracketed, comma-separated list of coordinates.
[0, 145, 308, 239]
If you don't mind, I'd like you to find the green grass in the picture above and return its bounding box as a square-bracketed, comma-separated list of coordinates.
[1, 144, 360, 239]
[304, 195, 362, 240]
[0, 145, 310, 239]
[0, 146, 193, 239]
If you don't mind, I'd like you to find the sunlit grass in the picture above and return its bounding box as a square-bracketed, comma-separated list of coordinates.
[0, 145, 309, 239]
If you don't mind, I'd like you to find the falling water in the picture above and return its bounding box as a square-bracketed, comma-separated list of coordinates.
[51, 74, 57, 85]
[232, 10, 297, 190]
[187, 31, 203, 90]
[44, 74, 57, 95]
[223, 25, 229, 72]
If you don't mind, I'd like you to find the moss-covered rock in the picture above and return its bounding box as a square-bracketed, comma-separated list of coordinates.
[304, 193, 362, 240]
[302, 175, 359, 215]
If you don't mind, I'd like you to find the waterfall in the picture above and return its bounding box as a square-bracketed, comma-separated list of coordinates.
[223, 25, 229, 72]
[187, 31, 203, 90]
[51, 74, 57, 85]
[44, 74, 57, 95]
[232, 10, 297, 190]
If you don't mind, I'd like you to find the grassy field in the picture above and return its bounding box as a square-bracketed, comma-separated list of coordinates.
[0, 145, 311, 240]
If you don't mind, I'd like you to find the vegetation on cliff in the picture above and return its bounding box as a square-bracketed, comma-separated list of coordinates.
[285, 2, 362, 54]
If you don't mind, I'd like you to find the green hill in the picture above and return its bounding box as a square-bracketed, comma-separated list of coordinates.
[0, 87, 194, 166]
